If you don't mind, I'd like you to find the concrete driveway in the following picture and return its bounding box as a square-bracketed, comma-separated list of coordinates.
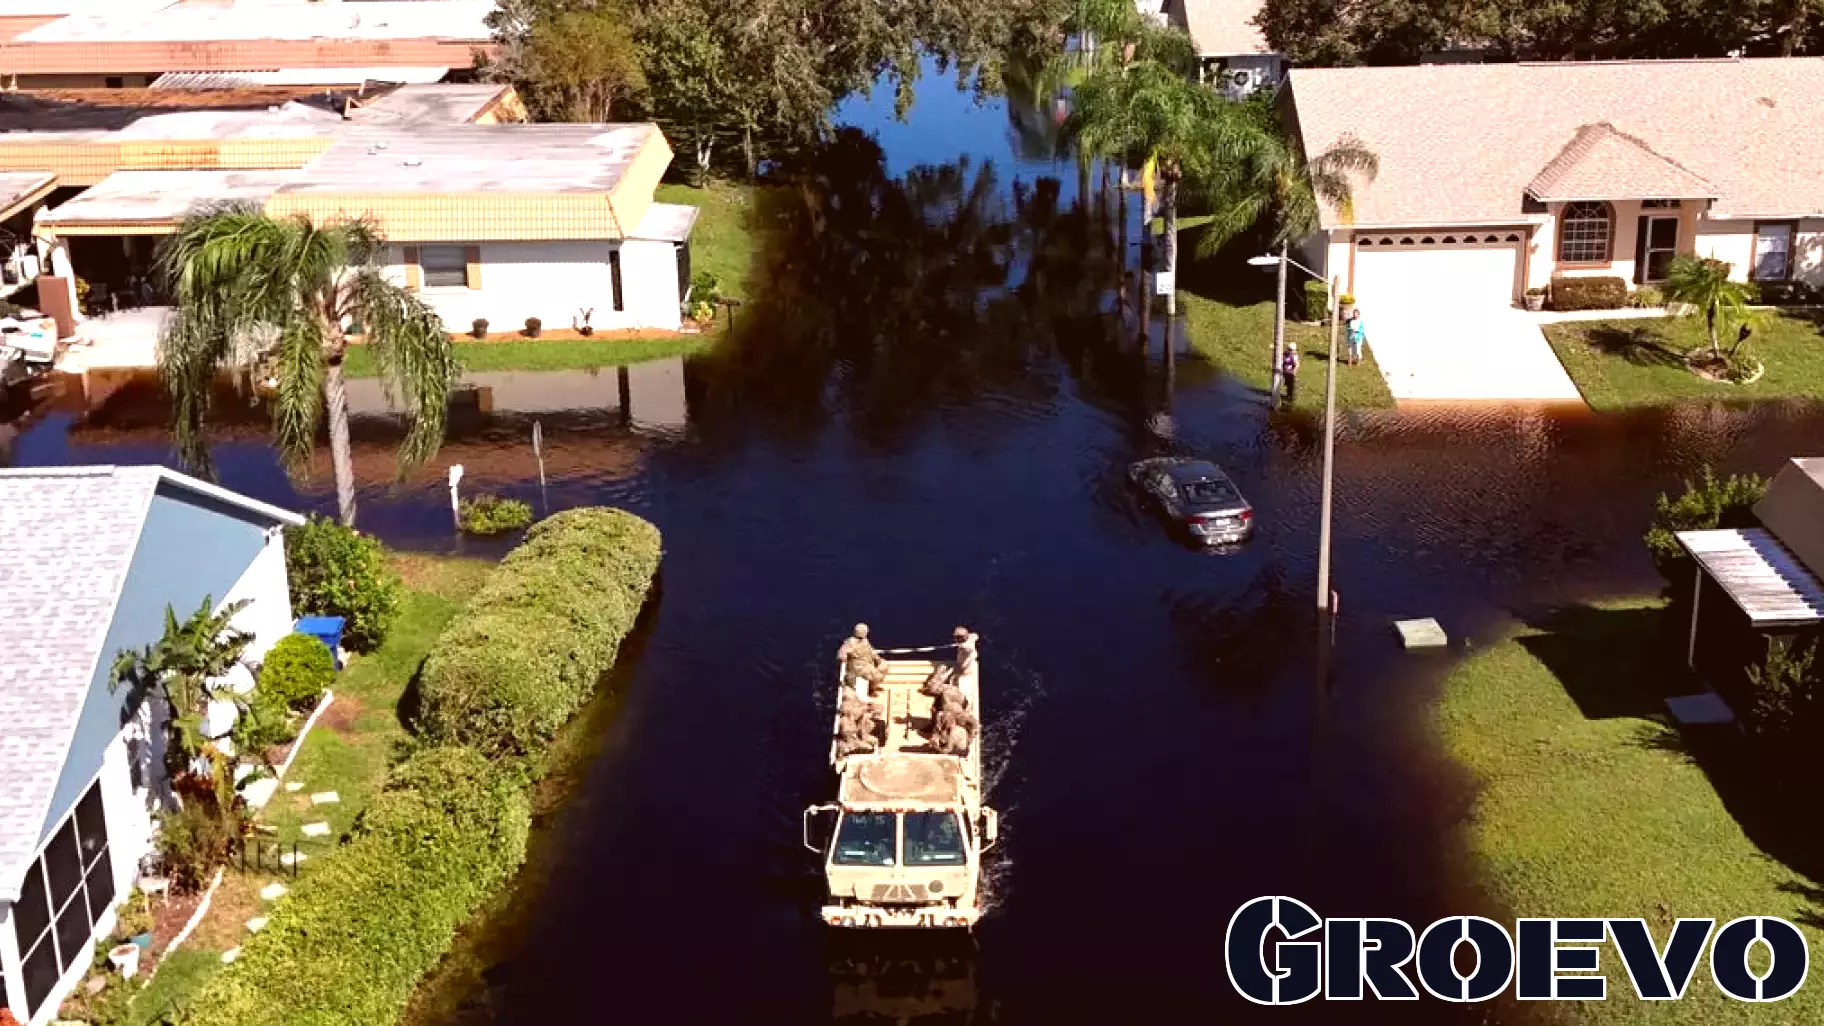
[1364, 305, 1584, 402]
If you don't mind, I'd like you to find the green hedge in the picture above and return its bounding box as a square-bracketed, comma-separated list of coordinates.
[1301, 279, 1329, 321]
[181, 748, 530, 1026]
[258, 633, 336, 711]
[1548, 275, 1628, 312]
[416, 508, 662, 757]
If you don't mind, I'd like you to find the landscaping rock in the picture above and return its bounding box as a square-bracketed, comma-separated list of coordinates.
[301, 821, 332, 837]
[1394, 618, 1448, 649]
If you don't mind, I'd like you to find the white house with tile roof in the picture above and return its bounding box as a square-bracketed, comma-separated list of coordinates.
[0, 466, 301, 1026]
[1283, 57, 1824, 313]
[1163, 0, 1285, 99]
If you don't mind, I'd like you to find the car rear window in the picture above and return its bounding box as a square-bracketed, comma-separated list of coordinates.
[1181, 478, 1239, 504]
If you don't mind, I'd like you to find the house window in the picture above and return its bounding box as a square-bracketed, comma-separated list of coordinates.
[1558, 201, 1612, 264]
[13, 780, 112, 1018]
[418, 246, 467, 289]
[1753, 222, 1793, 281]
[609, 248, 624, 312]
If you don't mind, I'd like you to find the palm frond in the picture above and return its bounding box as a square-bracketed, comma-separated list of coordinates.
[347, 266, 460, 476]
[268, 315, 327, 469]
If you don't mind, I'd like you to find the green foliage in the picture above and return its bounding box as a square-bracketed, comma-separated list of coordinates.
[156, 205, 460, 501]
[284, 515, 402, 653]
[230, 688, 294, 760]
[1301, 279, 1329, 321]
[1664, 255, 1756, 360]
[1547, 275, 1627, 311]
[1746, 640, 1823, 778]
[528, 2, 646, 121]
[1195, 93, 1377, 256]
[418, 508, 662, 758]
[1643, 465, 1767, 586]
[182, 748, 531, 1026]
[1628, 284, 1664, 308]
[457, 494, 534, 536]
[258, 633, 336, 711]
[690, 270, 723, 305]
[154, 788, 241, 893]
[112, 596, 254, 778]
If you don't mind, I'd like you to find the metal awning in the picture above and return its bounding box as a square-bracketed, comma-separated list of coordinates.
[1677, 527, 1824, 627]
[630, 202, 699, 243]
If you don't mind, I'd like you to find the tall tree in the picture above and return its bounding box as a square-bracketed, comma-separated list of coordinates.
[529, 4, 646, 121]
[158, 207, 461, 526]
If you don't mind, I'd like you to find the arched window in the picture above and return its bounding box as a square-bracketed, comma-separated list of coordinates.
[1558, 202, 1612, 263]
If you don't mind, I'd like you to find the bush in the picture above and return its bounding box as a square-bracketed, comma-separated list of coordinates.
[1629, 285, 1664, 308]
[1302, 279, 1329, 321]
[154, 797, 239, 893]
[418, 508, 662, 757]
[230, 689, 294, 759]
[1643, 465, 1766, 587]
[1747, 640, 1824, 786]
[284, 515, 401, 653]
[523, 316, 542, 338]
[258, 633, 335, 711]
[457, 494, 533, 536]
[183, 748, 531, 1026]
[1548, 275, 1628, 311]
[1755, 280, 1817, 306]
[470, 317, 489, 339]
[691, 270, 724, 305]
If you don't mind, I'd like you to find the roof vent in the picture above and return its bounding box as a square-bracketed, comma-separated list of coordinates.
[402, 159, 421, 167]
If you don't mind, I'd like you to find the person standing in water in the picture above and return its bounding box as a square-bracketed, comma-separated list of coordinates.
[1282, 343, 1302, 404]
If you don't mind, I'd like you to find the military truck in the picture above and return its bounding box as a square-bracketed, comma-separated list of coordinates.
[804, 652, 997, 929]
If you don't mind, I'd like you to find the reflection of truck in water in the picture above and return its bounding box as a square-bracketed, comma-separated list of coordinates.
[829, 942, 978, 1023]
[805, 646, 997, 929]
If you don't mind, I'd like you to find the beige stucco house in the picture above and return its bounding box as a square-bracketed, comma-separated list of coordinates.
[1284, 58, 1824, 312]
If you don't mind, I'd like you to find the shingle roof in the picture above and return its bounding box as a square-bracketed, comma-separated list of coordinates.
[1173, 0, 1272, 56]
[1526, 123, 1717, 203]
[1287, 58, 1824, 228]
[0, 466, 300, 900]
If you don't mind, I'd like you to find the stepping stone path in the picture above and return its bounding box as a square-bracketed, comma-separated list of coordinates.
[284, 781, 304, 792]
[221, 948, 241, 964]
[301, 822, 332, 838]
[246, 916, 269, 934]
[260, 882, 288, 901]
[1394, 618, 1449, 649]
[241, 778, 279, 809]
[310, 791, 340, 806]
[279, 851, 307, 867]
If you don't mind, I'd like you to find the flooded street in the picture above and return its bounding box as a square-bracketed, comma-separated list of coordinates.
[6, 65, 1824, 1024]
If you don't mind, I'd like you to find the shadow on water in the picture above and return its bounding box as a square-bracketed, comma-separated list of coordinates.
[12, 61, 1824, 1025]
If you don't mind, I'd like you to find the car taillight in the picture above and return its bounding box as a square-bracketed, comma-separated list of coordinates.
[1239, 509, 1253, 521]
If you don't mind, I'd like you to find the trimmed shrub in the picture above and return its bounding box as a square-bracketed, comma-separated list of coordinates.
[1302, 279, 1329, 321]
[1628, 285, 1664, 309]
[470, 317, 489, 339]
[1548, 275, 1628, 311]
[417, 508, 661, 757]
[457, 494, 534, 536]
[523, 316, 542, 338]
[1643, 465, 1766, 587]
[183, 748, 531, 1026]
[284, 515, 401, 653]
[258, 633, 335, 711]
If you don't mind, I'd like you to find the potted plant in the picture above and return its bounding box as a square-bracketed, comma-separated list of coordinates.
[1524, 286, 1546, 312]
[523, 316, 542, 339]
[1338, 293, 1357, 318]
[470, 317, 489, 340]
[108, 942, 141, 979]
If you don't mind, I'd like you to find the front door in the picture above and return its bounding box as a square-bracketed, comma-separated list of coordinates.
[1639, 216, 1679, 283]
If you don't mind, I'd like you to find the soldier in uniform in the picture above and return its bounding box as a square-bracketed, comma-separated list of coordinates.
[837, 623, 888, 697]
[951, 626, 979, 680]
[835, 690, 878, 757]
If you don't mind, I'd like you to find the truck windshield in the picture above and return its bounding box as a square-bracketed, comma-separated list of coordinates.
[902, 811, 967, 866]
[832, 811, 896, 866]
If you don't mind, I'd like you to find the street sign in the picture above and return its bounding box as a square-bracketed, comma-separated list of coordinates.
[1152, 270, 1174, 296]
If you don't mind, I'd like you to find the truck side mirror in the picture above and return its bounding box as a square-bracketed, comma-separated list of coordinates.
[980, 808, 999, 850]
[803, 804, 839, 853]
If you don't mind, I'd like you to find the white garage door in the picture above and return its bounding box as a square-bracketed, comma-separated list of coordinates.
[1350, 232, 1524, 313]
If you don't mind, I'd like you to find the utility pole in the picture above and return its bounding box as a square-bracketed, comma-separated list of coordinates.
[1270, 240, 1288, 404]
[1316, 276, 1340, 612]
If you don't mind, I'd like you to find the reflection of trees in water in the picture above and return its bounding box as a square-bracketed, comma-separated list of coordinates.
[686, 129, 1136, 443]
[828, 940, 982, 1025]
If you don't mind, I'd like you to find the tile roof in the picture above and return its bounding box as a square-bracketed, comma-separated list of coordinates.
[150, 67, 452, 89]
[16, 0, 493, 44]
[1173, 0, 1272, 56]
[0, 465, 299, 899]
[1287, 58, 1824, 228]
[1526, 123, 1717, 203]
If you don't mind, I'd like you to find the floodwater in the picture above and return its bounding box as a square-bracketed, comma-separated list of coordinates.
[7, 63, 1824, 1025]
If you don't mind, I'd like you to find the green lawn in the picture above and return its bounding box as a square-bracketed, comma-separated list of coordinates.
[343, 335, 710, 378]
[1437, 599, 1824, 1023]
[655, 180, 765, 301]
[1179, 291, 1396, 409]
[124, 949, 222, 1026]
[1544, 311, 1824, 409]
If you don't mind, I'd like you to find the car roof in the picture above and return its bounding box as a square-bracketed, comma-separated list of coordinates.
[1161, 459, 1230, 482]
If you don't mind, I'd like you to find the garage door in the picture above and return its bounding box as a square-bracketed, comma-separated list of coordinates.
[1350, 232, 1524, 313]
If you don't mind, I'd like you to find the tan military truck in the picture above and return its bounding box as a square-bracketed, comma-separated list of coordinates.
[803, 653, 998, 929]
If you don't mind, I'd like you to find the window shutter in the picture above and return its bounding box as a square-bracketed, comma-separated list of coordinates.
[464, 245, 482, 289]
[1633, 217, 1649, 284]
[402, 246, 421, 290]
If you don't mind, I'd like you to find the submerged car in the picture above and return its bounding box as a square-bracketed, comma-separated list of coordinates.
[1127, 457, 1254, 546]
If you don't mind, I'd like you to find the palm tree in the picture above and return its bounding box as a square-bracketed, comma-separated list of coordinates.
[1662, 255, 1754, 361]
[1197, 95, 1377, 399]
[158, 205, 461, 525]
[1068, 56, 1223, 352]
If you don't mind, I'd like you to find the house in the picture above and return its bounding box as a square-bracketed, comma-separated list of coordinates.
[0, 465, 302, 1026]
[0, 0, 497, 90]
[1676, 458, 1824, 709]
[1163, 0, 1286, 99]
[1284, 58, 1824, 314]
